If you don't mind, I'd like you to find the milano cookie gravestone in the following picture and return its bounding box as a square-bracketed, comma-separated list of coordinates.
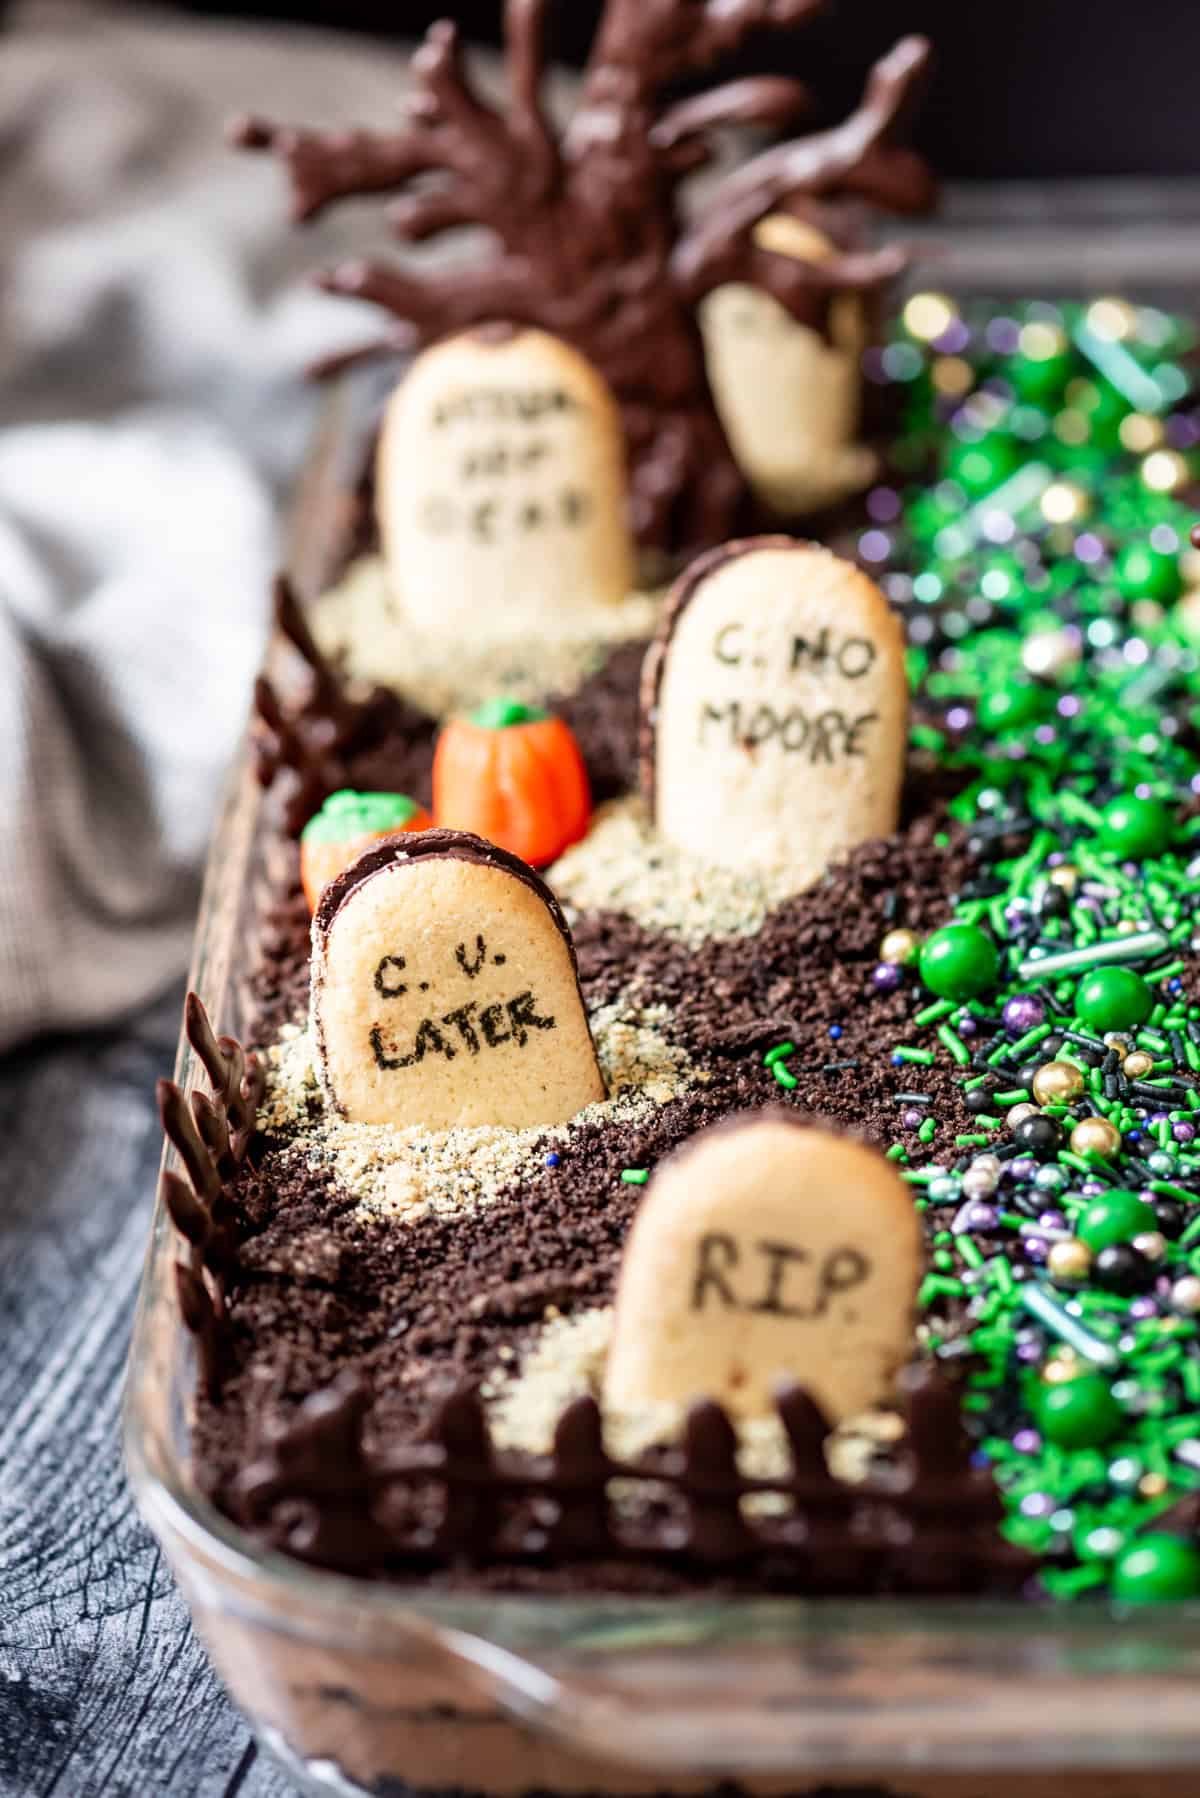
[376, 327, 635, 637]
[699, 216, 875, 515]
[641, 536, 906, 887]
[311, 829, 605, 1130]
[604, 1112, 922, 1422]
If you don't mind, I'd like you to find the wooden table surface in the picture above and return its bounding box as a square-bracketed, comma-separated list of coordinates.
[0, 985, 299, 1798]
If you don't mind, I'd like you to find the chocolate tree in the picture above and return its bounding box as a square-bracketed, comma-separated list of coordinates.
[233, 1, 933, 554]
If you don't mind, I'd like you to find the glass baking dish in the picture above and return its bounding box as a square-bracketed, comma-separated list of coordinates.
[125, 208, 1200, 1795]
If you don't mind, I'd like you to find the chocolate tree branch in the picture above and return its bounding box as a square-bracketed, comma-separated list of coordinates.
[587, 0, 827, 92]
[229, 118, 437, 223]
[388, 186, 488, 244]
[315, 257, 540, 335]
[671, 35, 934, 308]
[650, 76, 810, 156]
[504, 0, 561, 199]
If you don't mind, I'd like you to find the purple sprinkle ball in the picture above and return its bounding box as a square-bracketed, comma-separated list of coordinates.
[1174, 1122, 1196, 1143]
[1003, 994, 1045, 1034]
[1013, 1429, 1041, 1454]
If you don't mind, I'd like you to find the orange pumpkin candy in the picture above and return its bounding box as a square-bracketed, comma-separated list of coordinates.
[299, 789, 432, 913]
[433, 699, 591, 866]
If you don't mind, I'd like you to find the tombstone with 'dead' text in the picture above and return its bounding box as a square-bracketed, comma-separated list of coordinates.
[311, 829, 605, 1130]
[604, 1112, 922, 1422]
[641, 536, 906, 889]
[376, 326, 635, 638]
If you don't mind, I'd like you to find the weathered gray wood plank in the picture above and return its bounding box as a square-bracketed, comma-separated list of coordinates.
[0, 987, 297, 1798]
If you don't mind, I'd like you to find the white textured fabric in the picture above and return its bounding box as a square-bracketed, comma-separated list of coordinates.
[0, 2, 416, 1049]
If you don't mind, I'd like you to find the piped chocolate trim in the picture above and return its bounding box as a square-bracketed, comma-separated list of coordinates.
[231, 1361, 1032, 1591]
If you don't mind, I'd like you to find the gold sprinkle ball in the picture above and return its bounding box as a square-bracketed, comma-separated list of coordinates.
[1122, 1050, 1155, 1078]
[903, 292, 957, 343]
[1042, 1354, 1080, 1384]
[880, 927, 921, 966]
[1069, 1117, 1122, 1159]
[1143, 449, 1189, 494]
[1171, 1276, 1200, 1315]
[1132, 1231, 1168, 1264]
[1047, 864, 1079, 893]
[1119, 412, 1164, 453]
[1006, 1101, 1039, 1128]
[1047, 1239, 1092, 1283]
[1041, 481, 1089, 525]
[1086, 296, 1137, 342]
[1031, 1060, 1086, 1106]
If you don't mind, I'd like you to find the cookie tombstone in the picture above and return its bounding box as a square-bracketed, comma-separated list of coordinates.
[604, 1113, 921, 1422]
[699, 216, 875, 515]
[312, 830, 605, 1130]
[377, 327, 635, 637]
[642, 537, 906, 886]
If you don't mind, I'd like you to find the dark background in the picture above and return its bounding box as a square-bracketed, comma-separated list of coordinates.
[170, 0, 1200, 181]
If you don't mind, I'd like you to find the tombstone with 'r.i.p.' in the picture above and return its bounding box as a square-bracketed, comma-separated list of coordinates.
[604, 1112, 922, 1422]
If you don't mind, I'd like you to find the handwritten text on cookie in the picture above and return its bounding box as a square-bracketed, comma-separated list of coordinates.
[367, 937, 557, 1071]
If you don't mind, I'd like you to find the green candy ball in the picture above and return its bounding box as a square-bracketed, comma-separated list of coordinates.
[1077, 1190, 1157, 1253]
[947, 435, 1019, 497]
[1010, 351, 1072, 405]
[1113, 541, 1183, 604]
[1035, 1373, 1122, 1449]
[1098, 794, 1173, 861]
[919, 923, 1000, 1001]
[1074, 966, 1154, 1033]
[1113, 1534, 1200, 1603]
[976, 681, 1045, 735]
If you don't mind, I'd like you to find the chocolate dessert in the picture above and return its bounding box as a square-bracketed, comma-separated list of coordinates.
[155, 3, 1200, 1626]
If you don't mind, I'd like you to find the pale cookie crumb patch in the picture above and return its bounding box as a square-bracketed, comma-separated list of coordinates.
[488, 1306, 901, 1493]
[548, 795, 806, 945]
[258, 998, 700, 1220]
[310, 555, 663, 718]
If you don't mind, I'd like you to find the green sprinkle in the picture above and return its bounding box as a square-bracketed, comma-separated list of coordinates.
[620, 1169, 649, 1185]
[1009, 1021, 1053, 1059]
[937, 1023, 972, 1066]
[919, 1274, 967, 1305]
[893, 1046, 936, 1065]
[918, 1117, 938, 1144]
[772, 1063, 799, 1091]
[763, 1041, 795, 1067]
[915, 998, 956, 1026]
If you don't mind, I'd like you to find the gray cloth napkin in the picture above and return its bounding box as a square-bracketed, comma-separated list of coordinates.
[0, 1, 419, 1051]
